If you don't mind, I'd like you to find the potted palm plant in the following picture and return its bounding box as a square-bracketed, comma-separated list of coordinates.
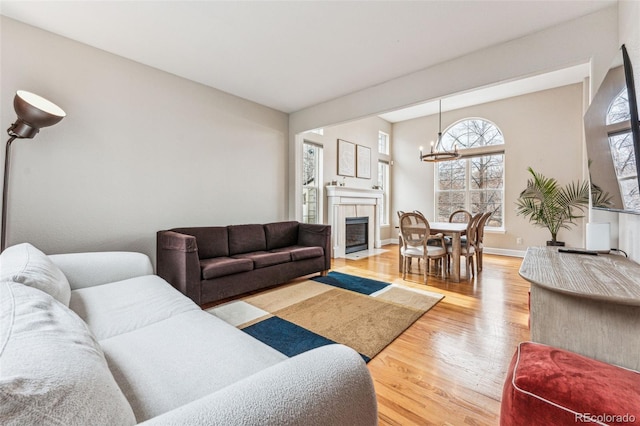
[515, 167, 590, 246]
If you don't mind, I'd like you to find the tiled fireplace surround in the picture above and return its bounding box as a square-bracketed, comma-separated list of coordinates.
[326, 186, 383, 258]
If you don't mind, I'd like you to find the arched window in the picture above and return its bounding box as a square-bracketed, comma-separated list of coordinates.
[435, 118, 505, 228]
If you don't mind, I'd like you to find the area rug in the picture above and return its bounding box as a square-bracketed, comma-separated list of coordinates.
[206, 271, 444, 362]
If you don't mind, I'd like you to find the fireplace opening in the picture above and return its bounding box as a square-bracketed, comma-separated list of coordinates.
[345, 216, 369, 254]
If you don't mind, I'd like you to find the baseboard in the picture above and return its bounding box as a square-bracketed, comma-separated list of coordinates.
[381, 238, 398, 246]
[484, 247, 526, 258]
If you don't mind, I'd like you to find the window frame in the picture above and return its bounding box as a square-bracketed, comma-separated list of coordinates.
[378, 131, 389, 155]
[434, 118, 505, 231]
[302, 141, 323, 224]
[378, 160, 390, 226]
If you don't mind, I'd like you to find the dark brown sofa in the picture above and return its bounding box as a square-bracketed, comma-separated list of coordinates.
[157, 221, 331, 305]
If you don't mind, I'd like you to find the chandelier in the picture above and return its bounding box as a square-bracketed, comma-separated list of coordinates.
[419, 99, 460, 162]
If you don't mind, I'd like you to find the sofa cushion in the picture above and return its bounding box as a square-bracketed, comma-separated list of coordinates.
[100, 310, 287, 422]
[271, 245, 325, 261]
[501, 341, 640, 425]
[172, 227, 229, 259]
[0, 242, 71, 306]
[228, 224, 266, 255]
[264, 221, 299, 250]
[70, 275, 200, 341]
[291, 246, 324, 261]
[232, 250, 292, 268]
[0, 281, 136, 425]
[201, 257, 254, 280]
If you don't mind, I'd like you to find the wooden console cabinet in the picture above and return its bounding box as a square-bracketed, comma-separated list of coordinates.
[520, 246, 640, 370]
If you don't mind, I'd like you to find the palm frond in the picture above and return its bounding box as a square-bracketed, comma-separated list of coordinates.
[515, 167, 589, 242]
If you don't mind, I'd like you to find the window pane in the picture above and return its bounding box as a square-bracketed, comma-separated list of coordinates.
[620, 178, 640, 211]
[436, 191, 466, 222]
[611, 134, 640, 211]
[609, 132, 637, 179]
[441, 119, 504, 151]
[470, 154, 504, 189]
[438, 159, 466, 191]
[606, 89, 630, 125]
[378, 131, 389, 155]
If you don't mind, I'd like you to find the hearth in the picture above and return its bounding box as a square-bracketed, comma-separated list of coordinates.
[345, 216, 369, 254]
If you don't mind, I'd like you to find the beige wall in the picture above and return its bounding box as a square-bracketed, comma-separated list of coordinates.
[393, 84, 586, 253]
[0, 17, 288, 263]
[288, 6, 618, 219]
[300, 116, 394, 241]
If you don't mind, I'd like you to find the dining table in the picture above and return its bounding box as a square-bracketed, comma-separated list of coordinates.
[398, 221, 468, 283]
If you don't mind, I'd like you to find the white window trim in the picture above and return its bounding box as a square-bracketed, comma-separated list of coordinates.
[434, 118, 505, 229]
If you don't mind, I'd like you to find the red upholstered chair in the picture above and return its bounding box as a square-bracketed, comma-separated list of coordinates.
[501, 342, 640, 425]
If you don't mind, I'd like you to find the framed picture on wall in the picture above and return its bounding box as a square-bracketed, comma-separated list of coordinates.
[337, 139, 356, 177]
[356, 144, 371, 179]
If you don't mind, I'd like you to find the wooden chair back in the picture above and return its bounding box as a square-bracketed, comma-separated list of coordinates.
[449, 209, 472, 223]
[399, 212, 431, 248]
[476, 212, 492, 244]
[465, 213, 484, 250]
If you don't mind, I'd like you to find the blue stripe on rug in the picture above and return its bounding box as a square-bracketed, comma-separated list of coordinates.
[242, 316, 369, 362]
[311, 271, 389, 295]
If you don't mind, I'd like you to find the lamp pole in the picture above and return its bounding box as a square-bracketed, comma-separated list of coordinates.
[1, 91, 65, 252]
[1, 136, 17, 252]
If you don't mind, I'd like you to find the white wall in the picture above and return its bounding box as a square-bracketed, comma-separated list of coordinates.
[0, 17, 288, 263]
[393, 84, 586, 252]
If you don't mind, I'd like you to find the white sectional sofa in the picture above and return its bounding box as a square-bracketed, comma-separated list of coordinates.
[0, 243, 378, 425]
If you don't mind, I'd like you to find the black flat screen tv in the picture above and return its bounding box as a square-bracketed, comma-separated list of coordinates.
[584, 44, 640, 215]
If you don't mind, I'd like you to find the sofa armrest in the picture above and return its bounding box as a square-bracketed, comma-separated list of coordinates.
[140, 344, 377, 426]
[49, 251, 153, 290]
[157, 230, 202, 305]
[298, 223, 331, 271]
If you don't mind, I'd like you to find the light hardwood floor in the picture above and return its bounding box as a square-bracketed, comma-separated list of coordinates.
[332, 246, 530, 426]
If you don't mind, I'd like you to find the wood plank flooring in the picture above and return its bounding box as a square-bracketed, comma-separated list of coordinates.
[332, 246, 530, 426]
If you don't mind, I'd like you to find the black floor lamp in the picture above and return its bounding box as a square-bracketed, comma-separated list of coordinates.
[2, 90, 66, 252]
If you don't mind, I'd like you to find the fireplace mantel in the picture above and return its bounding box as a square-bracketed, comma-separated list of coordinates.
[326, 186, 383, 258]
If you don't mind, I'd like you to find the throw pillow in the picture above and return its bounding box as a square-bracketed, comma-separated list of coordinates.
[0, 281, 137, 425]
[0, 242, 71, 306]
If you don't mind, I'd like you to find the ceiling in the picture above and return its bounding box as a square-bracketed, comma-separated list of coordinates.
[0, 1, 616, 117]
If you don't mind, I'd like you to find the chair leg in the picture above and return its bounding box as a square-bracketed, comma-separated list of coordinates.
[403, 257, 407, 280]
[470, 257, 475, 278]
[465, 256, 475, 281]
[423, 257, 428, 284]
[478, 251, 483, 272]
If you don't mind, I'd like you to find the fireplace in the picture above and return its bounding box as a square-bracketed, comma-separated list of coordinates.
[345, 216, 369, 254]
[326, 186, 383, 258]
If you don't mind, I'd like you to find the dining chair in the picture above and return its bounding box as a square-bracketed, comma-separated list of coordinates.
[474, 212, 492, 272]
[399, 212, 447, 283]
[445, 209, 472, 246]
[449, 209, 472, 223]
[396, 210, 417, 272]
[446, 212, 482, 280]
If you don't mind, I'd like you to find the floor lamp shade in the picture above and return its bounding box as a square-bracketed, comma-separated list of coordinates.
[2, 90, 66, 251]
[8, 90, 66, 139]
